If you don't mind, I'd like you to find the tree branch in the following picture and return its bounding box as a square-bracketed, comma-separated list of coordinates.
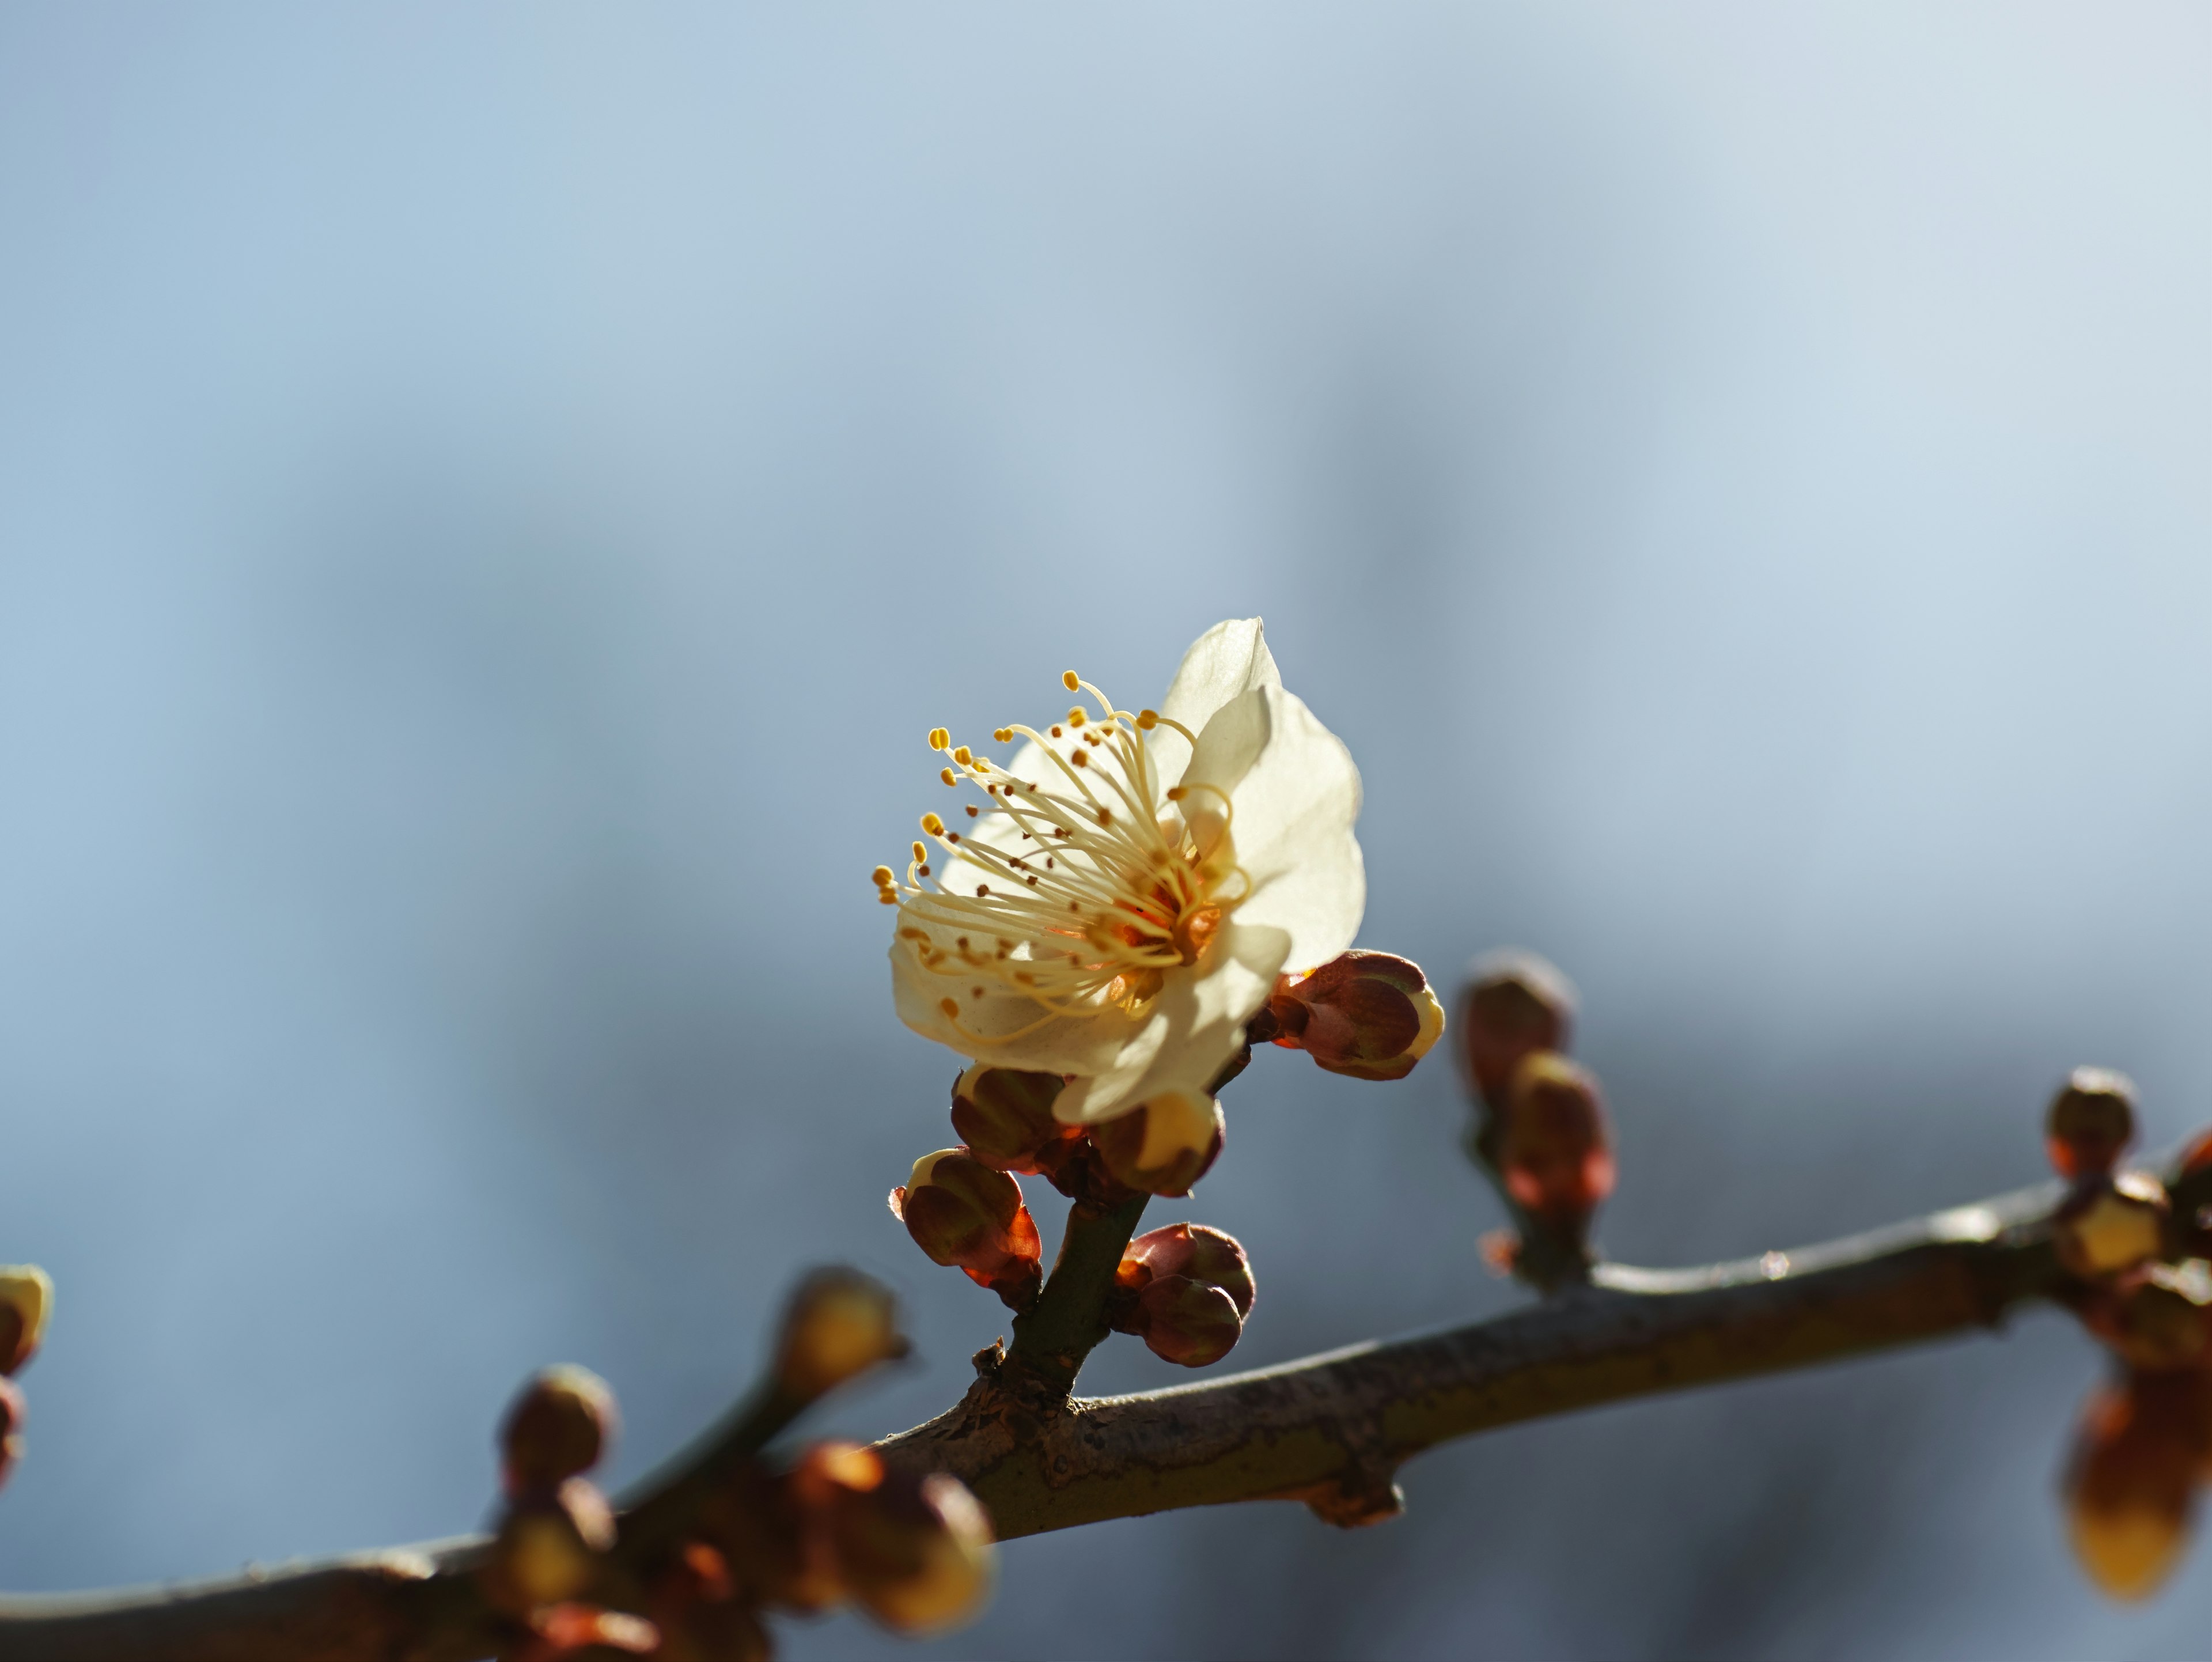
[0, 1176, 2069, 1660]
[877, 1180, 2066, 1536]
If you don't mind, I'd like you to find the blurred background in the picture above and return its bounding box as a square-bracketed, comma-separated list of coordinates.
[3, 3, 2211, 1656]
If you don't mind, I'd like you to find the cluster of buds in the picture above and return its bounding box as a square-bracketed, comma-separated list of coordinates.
[1105, 1224, 1256, 1366]
[481, 1365, 649, 1658]
[1252, 951, 1447, 1082]
[482, 1271, 994, 1660]
[892, 1067, 1227, 1316]
[0, 1266, 52, 1493]
[1450, 952, 1612, 1286]
[2044, 1069, 2212, 1599]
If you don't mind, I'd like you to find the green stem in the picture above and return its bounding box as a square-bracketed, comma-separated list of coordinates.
[1002, 1191, 1151, 1401]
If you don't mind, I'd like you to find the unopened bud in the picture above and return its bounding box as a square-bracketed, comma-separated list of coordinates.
[481, 1478, 616, 1614]
[949, 1065, 1081, 1173]
[1120, 1224, 1255, 1316]
[1455, 950, 1576, 1108]
[2065, 1375, 2210, 1599]
[1131, 1277, 1243, 1366]
[2087, 1266, 2212, 1371]
[0, 1267, 52, 1377]
[0, 1376, 22, 1493]
[1092, 1089, 1224, 1196]
[521, 1603, 660, 1659]
[775, 1268, 907, 1400]
[890, 1152, 1042, 1309]
[501, 1365, 616, 1496]
[1498, 1053, 1615, 1221]
[2055, 1172, 2169, 1281]
[1267, 952, 1445, 1082]
[785, 1443, 997, 1634]
[2048, 1068, 2138, 1180]
[1112, 1224, 1255, 1367]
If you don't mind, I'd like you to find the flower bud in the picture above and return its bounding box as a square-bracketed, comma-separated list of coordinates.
[1092, 1089, 1224, 1197]
[775, 1268, 907, 1400]
[949, 1065, 1081, 1173]
[1132, 1277, 1244, 1366]
[889, 1152, 1042, 1309]
[520, 1603, 660, 1659]
[1455, 951, 1576, 1108]
[2086, 1266, 2212, 1372]
[1120, 1224, 1255, 1316]
[480, 1478, 616, 1614]
[501, 1365, 616, 1496]
[2065, 1375, 2209, 1599]
[1111, 1224, 1255, 1367]
[0, 1266, 52, 1377]
[2055, 1172, 2169, 1281]
[786, 1442, 997, 1635]
[0, 1376, 23, 1493]
[2047, 1067, 2138, 1181]
[1266, 952, 1445, 1082]
[1497, 1053, 1615, 1221]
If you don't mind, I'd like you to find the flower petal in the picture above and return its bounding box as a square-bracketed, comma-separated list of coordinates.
[1149, 618, 1281, 792]
[889, 929, 1142, 1076]
[1051, 919, 1291, 1125]
[1183, 684, 1364, 971]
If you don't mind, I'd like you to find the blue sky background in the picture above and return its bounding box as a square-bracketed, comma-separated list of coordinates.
[4, 5, 2212, 1657]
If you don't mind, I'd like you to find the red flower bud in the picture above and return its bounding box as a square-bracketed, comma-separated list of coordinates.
[2055, 1172, 2169, 1281]
[1111, 1225, 1253, 1366]
[0, 1376, 22, 1494]
[1498, 1052, 1615, 1221]
[1455, 951, 1576, 1109]
[2048, 1067, 2138, 1181]
[500, 1365, 616, 1497]
[949, 1065, 1081, 1174]
[2085, 1266, 2212, 1372]
[480, 1477, 617, 1615]
[1092, 1091, 1224, 1197]
[1267, 952, 1445, 1082]
[0, 1267, 52, 1378]
[786, 1442, 996, 1636]
[774, 1267, 907, 1401]
[1130, 1278, 1244, 1366]
[889, 1151, 1042, 1310]
[2065, 1372, 2212, 1599]
[518, 1604, 660, 1659]
[1120, 1224, 1256, 1317]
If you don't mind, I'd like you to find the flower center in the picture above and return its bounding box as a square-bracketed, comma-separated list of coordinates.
[874, 669, 1250, 1044]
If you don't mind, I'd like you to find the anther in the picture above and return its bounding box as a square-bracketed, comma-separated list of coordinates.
[1138, 710, 1158, 729]
[1051, 726, 1063, 738]
[929, 728, 949, 751]
[994, 728, 1012, 743]
[1098, 809, 1112, 825]
[878, 891, 898, 904]
[918, 864, 931, 876]
[940, 998, 959, 1018]
[941, 767, 957, 786]
[921, 814, 945, 836]
[871, 866, 895, 886]
[953, 746, 973, 766]
[965, 805, 979, 817]
[1071, 749, 1089, 768]
[912, 841, 927, 861]
[1063, 671, 1080, 691]
[1166, 786, 1185, 801]
[1068, 706, 1087, 726]
[977, 885, 991, 897]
